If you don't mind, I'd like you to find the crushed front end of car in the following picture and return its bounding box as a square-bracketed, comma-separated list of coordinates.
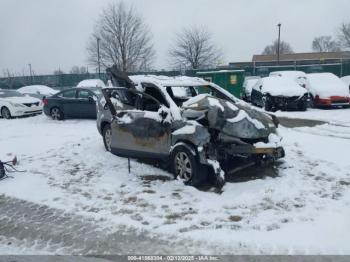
[176, 94, 285, 182]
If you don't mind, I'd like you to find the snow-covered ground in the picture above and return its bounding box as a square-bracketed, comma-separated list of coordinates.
[1, 112, 350, 254]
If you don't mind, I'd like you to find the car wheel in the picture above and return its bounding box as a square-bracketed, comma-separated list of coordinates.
[171, 144, 208, 187]
[50, 107, 63, 120]
[1, 107, 11, 119]
[102, 124, 112, 152]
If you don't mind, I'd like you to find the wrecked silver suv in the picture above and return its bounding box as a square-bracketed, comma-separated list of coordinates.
[98, 70, 284, 187]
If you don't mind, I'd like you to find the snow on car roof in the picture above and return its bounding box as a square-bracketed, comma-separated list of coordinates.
[270, 71, 307, 78]
[17, 85, 57, 95]
[77, 79, 106, 88]
[254, 76, 307, 97]
[341, 75, 350, 85]
[130, 75, 210, 87]
[307, 73, 349, 98]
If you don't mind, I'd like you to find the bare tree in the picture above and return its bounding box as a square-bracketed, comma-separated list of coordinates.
[338, 22, 350, 49]
[312, 36, 341, 52]
[262, 40, 294, 55]
[87, 2, 155, 72]
[169, 26, 222, 70]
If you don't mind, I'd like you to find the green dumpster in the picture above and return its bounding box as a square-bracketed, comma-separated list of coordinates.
[196, 70, 245, 98]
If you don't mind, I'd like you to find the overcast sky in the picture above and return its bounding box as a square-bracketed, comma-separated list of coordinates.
[0, 0, 349, 76]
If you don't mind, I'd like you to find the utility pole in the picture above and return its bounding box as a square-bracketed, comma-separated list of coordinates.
[277, 23, 281, 65]
[97, 37, 101, 78]
[28, 63, 33, 84]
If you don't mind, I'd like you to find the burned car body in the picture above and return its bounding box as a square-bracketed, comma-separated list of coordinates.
[98, 69, 285, 187]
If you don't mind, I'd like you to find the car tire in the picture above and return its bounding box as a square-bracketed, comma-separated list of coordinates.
[50, 107, 63, 120]
[102, 124, 112, 152]
[1, 107, 11, 119]
[171, 144, 208, 187]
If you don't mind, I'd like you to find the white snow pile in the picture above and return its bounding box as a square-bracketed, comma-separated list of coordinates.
[17, 85, 58, 95]
[307, 73, 349, 98]
[253, 76, 307, 97]
[77, 79, 106, 88]
[228, 110, 265, 129]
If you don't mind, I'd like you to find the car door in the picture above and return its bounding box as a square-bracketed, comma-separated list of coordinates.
[110, 109, 171, 158]
[59, 89, 79, 117]
[76, 89, 97, 118]
[104, 87, 172, 159]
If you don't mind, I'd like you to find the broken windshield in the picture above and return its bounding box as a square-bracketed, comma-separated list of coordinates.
[166, 85, 233, 107]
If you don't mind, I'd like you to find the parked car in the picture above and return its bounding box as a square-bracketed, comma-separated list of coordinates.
[98, 68, 285, 188]
[251, 76, 308, 111]
[341, 75, 350, 91]
[43, 88, 100, 120]
[242, 76, 260, 102]
[0, 89, 42, 119]
[307, 73, 350, 108]
[17, 85, 58, 99]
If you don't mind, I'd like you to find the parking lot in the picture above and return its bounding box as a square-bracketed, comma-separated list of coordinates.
[1, 107, 350, 254]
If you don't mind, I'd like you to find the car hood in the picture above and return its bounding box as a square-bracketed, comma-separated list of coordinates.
[181, 94, 276, 139]
[1, 96, 41, 104]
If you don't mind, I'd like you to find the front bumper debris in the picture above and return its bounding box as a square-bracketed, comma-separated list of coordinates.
[228, 145, 285, 158]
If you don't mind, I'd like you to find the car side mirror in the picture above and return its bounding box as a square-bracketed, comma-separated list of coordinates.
[88, 96, 94, 103]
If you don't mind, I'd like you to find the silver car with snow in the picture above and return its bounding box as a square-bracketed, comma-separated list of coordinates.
[98, 69, 285, 188]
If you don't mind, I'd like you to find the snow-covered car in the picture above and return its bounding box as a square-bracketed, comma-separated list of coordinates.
[0, 89, 42, 119]
[341, 75, 350, 91]
[17, 85, 58, 99]
[77, 79, 106, 89]
[307, 73, 350, 107]
[269, 71, 310, 89]
[251, 76, 308, 111]
[98, 68, 285, 188]
[242, 76, 260, 102]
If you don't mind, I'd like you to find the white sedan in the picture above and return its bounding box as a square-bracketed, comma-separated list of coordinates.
[0, 89, 43, 119]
